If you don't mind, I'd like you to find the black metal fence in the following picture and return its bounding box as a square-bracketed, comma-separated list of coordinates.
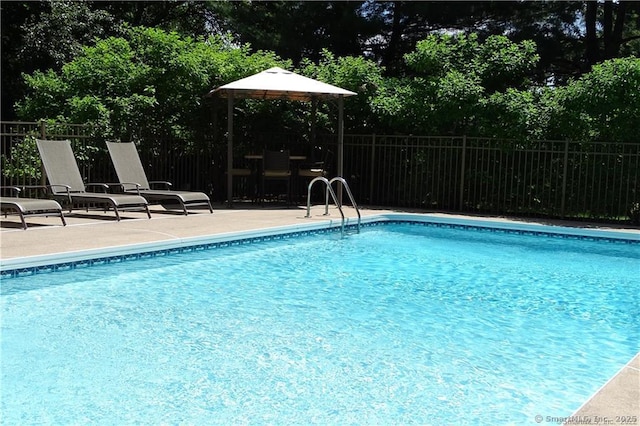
[338, 134, 640, 221]
[2, 121, 639, 223]
[0, 121, 220, 196]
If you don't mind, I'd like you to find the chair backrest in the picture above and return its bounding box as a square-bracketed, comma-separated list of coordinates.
[36, 139, 86, 193]
[106, 141, 151, 189]
[299, 148, 333, 175]
[263, 150, 290, 172]
[318, 148, 333, 172]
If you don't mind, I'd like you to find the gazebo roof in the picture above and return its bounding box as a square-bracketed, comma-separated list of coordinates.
[208, 66, 357, 102]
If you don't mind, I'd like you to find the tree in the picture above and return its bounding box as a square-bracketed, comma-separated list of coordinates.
[94, 1, 216, 37]
[10, 12, 640, 144]
[584, 1, 640, 70]
[359, 1, 640, 83]
[465, 1, 640, 82]
[1, 1, 115, 120]
[299, 50, 384, 132]
[16, 27, 285, 143]
[479, 89, 542, 140]
[1, 0, 218, 121]
[207, 1, 375, 65]
[549, 57, 640, 142]
[360, 1, 498, 74]
[394, 33, 539, 135]
[5, 1, 640, 122]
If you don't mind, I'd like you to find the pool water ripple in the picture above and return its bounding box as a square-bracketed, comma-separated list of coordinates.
[1, 223, 638, 424]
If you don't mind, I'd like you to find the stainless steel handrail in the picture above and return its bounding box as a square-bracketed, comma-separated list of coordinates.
[305, 176, 361, 235]
[305, 177, 344, 234]
[328, 177, 361, 233]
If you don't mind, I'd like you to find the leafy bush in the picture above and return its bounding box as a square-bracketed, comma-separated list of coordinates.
[16, 27, 286, 143]
[1, 134, 41, 181]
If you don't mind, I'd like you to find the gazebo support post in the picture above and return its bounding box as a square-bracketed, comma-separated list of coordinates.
[310, 99, 317, 148]
[337, 94, 344, 205]
[209, 67, 356, 208]
[226, 93, 234, 207]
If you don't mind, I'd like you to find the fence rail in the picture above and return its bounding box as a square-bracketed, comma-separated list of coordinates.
[2, 121, 639, 223]
[339, 135, 639, 221]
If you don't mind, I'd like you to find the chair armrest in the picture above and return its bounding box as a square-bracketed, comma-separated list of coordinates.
[47, 184, 72, 204]
[149, 181, 172, 190]
[48, 184, 72, 195]
[299, 161, 324, 169]
[18, 185, 56, 198]
[0, 186, 21, 197]
[85, 183, 110, 193]
[116, 182, 142, 193]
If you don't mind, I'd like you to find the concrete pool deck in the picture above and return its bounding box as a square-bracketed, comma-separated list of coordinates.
[1, 204, 638, 423]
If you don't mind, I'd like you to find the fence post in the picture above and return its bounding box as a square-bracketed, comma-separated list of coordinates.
[459, 135, 467, 210]
[39, 120, 47, 186]
[369, 134, 376, 205]
[560, 139, 569, 217]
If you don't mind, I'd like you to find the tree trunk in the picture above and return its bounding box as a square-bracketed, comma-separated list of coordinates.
[586, 1, 628, 65]
[383, 1, 405, 74]
[584, 1, 599, 69]
[607, 1, 627, 58]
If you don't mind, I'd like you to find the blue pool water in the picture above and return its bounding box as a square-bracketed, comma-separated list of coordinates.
[1, 222, 638, 425]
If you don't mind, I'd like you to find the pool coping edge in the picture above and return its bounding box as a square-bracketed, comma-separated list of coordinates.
[1, 212, 638, 274]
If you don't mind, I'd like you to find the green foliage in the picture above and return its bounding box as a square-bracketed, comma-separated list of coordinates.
[0, 135, 41, 180]
[13, 24, 640, 143]
[405, 33, 479, 77]
[16, 27, 286, 142]
[4, 1, 639, 124]
[550, 57, 640, 142]
[17, 70, 68, 119]
[479, 89, 541, 139]
[370, 77, 419, 133]
[208, 1, 374, 64]
[399, 34, 539, 135]
[476, 37, 539, 92]
[406, 34, 538, 92]
[299, 50, 384, 132]
[20, 0, 117, 68]
[434, 70, 484, 133]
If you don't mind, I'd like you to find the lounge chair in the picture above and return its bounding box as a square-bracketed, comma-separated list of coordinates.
[106, 141, 213, 215]
[36, 139, 151, 221]
[0, 186, 67, 230]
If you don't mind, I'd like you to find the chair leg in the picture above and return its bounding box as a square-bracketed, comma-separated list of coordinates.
[260, 176, 265, 206]
[18, 212, 27, 230]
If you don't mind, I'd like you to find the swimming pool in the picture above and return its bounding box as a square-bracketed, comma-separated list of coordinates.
[1, 217, 638, 424]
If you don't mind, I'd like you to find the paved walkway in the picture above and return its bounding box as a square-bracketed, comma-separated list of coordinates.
[1, 204, 638, 423]
[0, 204, 385, 259]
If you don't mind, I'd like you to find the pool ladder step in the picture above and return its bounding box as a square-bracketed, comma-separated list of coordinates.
[305, 176, 361, 235]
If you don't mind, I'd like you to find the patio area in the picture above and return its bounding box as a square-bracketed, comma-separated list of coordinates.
[0, 204, 638, 423]
[0, 203, 380, 259]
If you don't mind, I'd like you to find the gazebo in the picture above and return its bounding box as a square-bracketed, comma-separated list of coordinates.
[208, 66, 357, 205]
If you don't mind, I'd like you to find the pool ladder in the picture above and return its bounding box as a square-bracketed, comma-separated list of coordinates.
[305, 176, 361, 235]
